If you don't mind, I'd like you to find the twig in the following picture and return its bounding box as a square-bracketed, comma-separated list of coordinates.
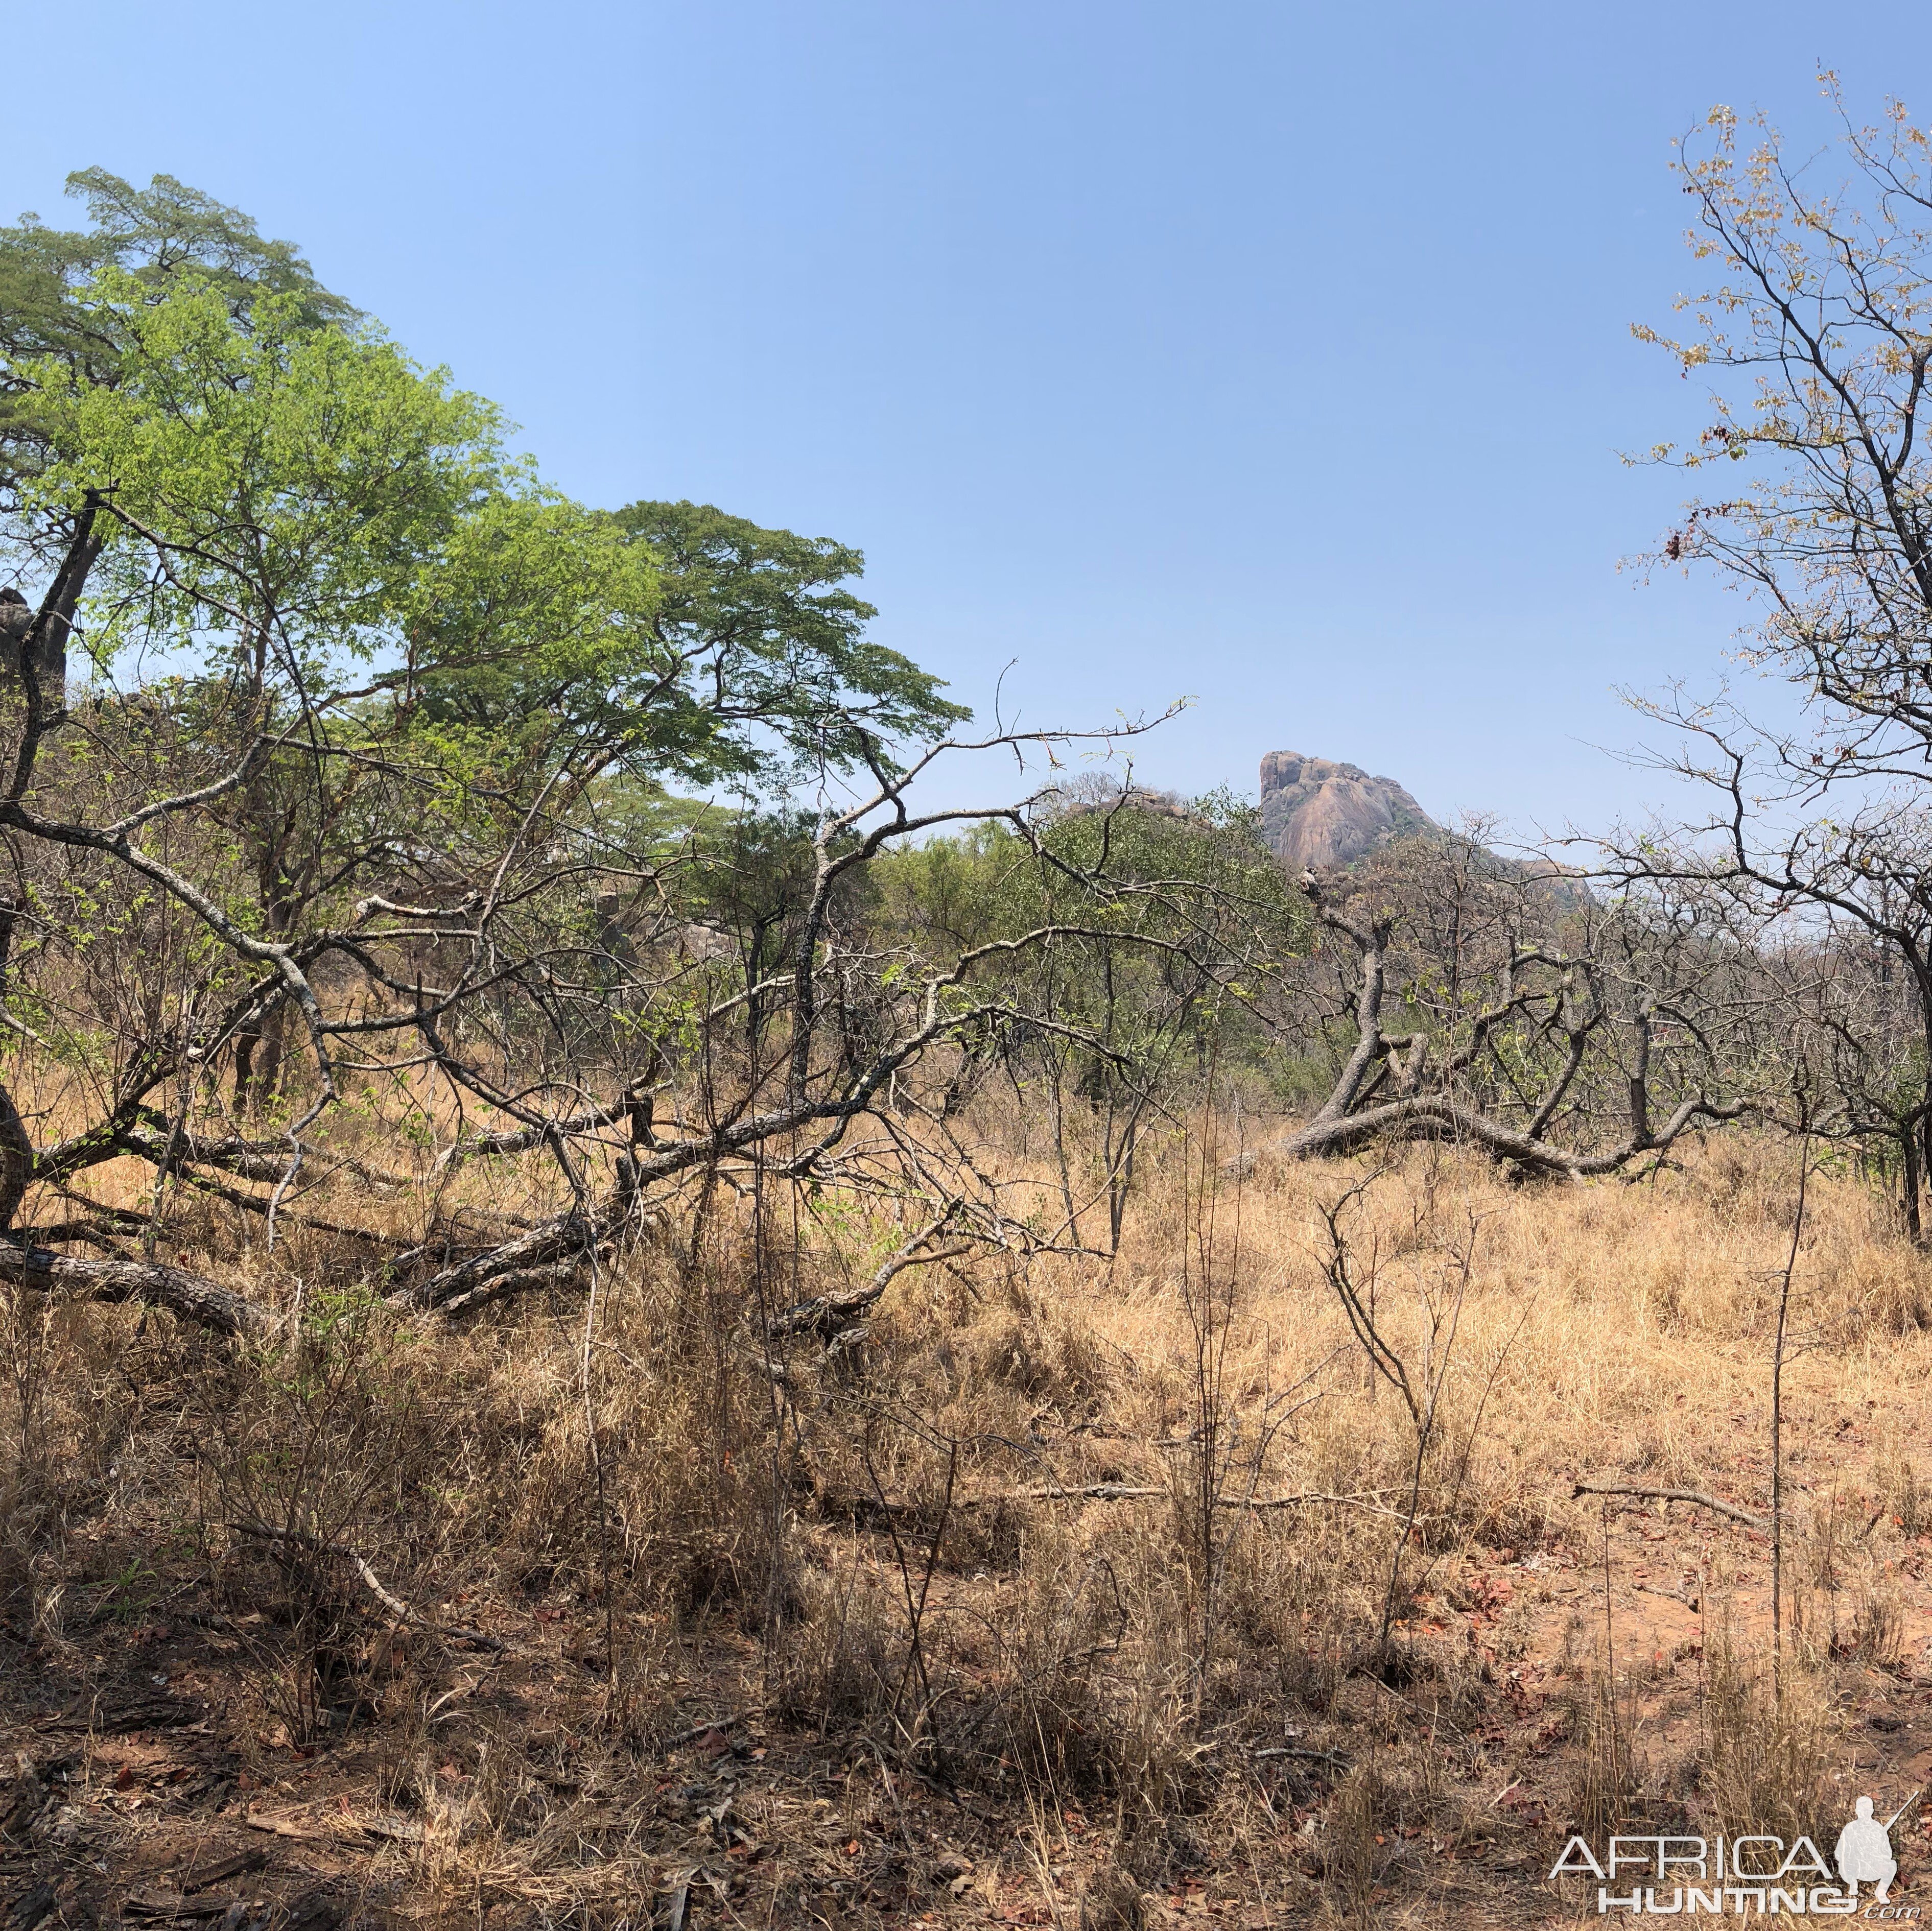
[1009, 1483, 1165, 1503]
[1635, 1581, 1701, 1609]
[999, 1483, 1420, 1520]
[665, 1706, 766, 1752]
[244, 1812, 325, 1841]
[229, 1520, 506, 1651]
[1234, 1490, 1422, 1520]
[1570, 1482, 1767, 1532]
[1248, 1743, 1353, 1769]
[762, 1198, 968, 1342]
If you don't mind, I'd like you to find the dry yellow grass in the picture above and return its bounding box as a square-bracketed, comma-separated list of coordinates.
[5, 1105, 1931, 1926]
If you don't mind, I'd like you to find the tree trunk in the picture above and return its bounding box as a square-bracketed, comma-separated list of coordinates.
[0, 1081, 31, 1230]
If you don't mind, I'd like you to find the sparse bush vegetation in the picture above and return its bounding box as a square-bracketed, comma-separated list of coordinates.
[10, 124, 1932, 1928]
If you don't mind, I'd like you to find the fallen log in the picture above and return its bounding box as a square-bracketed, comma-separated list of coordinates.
[1240, 1094, 1748, 1182]
[386, 1207, 598, 1312]
[0, 1241, 276, 1341]
[763, 1198, 968, 1342]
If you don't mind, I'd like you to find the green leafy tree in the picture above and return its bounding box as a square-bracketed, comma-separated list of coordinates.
[0, 168, 1205, 1348]
[1, 170, 353, 490]
[605, 500, 968, 780]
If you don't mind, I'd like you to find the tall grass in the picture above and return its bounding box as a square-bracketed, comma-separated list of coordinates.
[4, 1095, 1923, 1920]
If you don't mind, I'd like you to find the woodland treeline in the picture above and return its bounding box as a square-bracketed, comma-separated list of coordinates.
[6, 93, 1932, 1348]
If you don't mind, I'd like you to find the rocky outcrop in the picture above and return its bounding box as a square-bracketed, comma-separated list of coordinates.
[1257, 751, 1440, 871]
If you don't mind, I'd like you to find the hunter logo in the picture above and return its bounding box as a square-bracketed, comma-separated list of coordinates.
[1549, 1792, 1920, 1916]
[1837, 1798, 1902, 1906]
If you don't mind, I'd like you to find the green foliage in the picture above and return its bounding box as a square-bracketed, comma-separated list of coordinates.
[14, 292, 968, 813]
[26, 269, 503, 685]
[7, 180, 969, 814]
[875, 788, 1302, 961]
[407, 493, 661, 747]
[871, 789, 1309, 1098]
[0, 167, 1300, 1238]
[608, 499, 970, 778]
[0, 213, 978, 1020]
[0, 169, 355, 484]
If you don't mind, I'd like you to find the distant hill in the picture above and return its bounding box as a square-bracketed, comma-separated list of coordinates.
[1257, 750, 1441, 870]
[1257, 750, 1587, 906]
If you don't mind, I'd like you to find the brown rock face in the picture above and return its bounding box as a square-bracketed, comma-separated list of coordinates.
[1257, 751, 1440, 870]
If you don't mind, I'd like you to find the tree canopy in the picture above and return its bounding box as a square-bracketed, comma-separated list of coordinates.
[0, 169, 356, 489]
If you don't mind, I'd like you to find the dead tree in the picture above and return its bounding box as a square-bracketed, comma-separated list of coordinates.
[1247, 853, 1751, 1180]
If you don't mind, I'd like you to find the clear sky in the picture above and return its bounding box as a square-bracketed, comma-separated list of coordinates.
[10, 3, 1932, 837]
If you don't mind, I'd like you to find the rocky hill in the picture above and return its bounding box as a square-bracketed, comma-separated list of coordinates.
[1257, 750, 1441, 870]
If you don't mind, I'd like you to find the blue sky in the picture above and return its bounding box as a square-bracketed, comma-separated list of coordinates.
[10, 3, 1932, 836]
